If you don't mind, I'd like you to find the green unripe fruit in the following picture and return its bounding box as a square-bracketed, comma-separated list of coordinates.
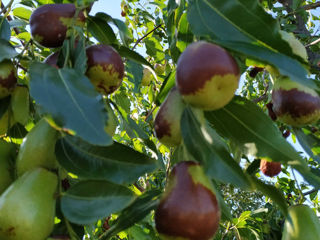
[176, 41, 240, 110]
[141, 67, 154, 86]
[272, 77, 320, 126]
[30, 4, 85, 48]
[0, 60, 17, 99]
[86, 45, 125, 95]
[0, 140, 15, 194]
[154, 63, 165, 75]
[0, 168, 58, 240]
[104, 102, 118, 136]
[155, 161, 221, 240]
[16, 118, 59, 176]
[282, 205, 320, 240]
[154, 87, 186, 147]
[11, 86, 30, 125]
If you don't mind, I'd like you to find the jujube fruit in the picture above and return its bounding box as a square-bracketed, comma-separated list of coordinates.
[0, 60, 17, 99]
[260, 159, 281, 177]
[272, 77, 320, 126]
[176, 41, 240, 110]
[86, 45, 125, 95]
[154, 63, 165, 75]
[141, 67, 154, 86]
[0, 168, 58, 240]
[154, 87, 185, 147]
[155, 161, 221, 240]
[30, 4, 85, 48]
[282, 205, 320, 240]
[16, 118, 58, 177]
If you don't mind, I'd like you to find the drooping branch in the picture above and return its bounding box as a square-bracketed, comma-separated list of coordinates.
[301, 1, 320, 11]
[132, 24, 162, 50]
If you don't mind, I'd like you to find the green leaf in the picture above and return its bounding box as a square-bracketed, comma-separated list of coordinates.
[87, 16, 117, 45]
[55, 136, 157, 184]
[113, 45, 153, 69]
[155, 71, 176, 105]
[0, 39, 18, 62]
[0, 18, 11, 41]
[0, 96, 11, 119]
[29, 62, 112, 146]
[205, 96, 306, 168]
[294, 128, 320, 164]
[181, 107, 252, 189]
[145, 37, 165, 61]
[125, 60, 143, 92]
[61, 180, 135, 225]
[12, 7, 32, 20]
[103, 190, 161, 239]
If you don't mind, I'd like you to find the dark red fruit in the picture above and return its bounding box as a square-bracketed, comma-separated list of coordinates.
[30, 4, 85, 48]
[121, 10, 126, 17]
[272, 77, 320, 126]
[0, 60, 17, 99]
[44, 52, 59, 68]
[176, 41, 240, 110]
[86, 45, 124, 95]
[155, 161, 221, 240]
[260, 159, 281, 177]
[266, 102, 277, 121]
[249, 67, 264, 78]
[282, 130, 290, 138]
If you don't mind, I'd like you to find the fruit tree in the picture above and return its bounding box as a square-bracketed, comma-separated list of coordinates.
[0, 0, 320, 239]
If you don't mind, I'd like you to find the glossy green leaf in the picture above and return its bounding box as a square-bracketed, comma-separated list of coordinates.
[103, 190, 161, 239]
[294, 128, 320, 164]
[181, 107, 252, 189]
[205, 96, 306, 167]
[0, 40, 18, 62]
[61, 180, 135, 225]
[55, 136, 157, 184]
[0, 18, 11, 41]
[29, 62, 112, 146]
[155, 71, 176, 105]
[87, 16, 117, 45]
[13, 7, 32, 20]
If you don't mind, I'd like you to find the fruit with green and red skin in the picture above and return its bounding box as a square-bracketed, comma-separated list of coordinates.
[155, 161, 221, 240]
[0, 60, 17, 99]
[154, 87, 185, 147]
[30, 4, 85, 48]
[0, 168, 58, 240]
[176, 41, 240, 110]
[86, 45, 125, 95]
[282, 205, 320, 240]
[259, 159, 281, 177]
[272, 77, 320, 126]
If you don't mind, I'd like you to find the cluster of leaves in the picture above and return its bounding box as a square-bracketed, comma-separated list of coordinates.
[1, 0, 320, 239]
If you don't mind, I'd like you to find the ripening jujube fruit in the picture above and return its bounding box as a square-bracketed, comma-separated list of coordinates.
[154, 87, 185, 147]
[155, 161, 221, 240]
[0, 60, 17, 99]
[86, 45, 125, 95]
[259, 159, 281, 177]
[272, 77, 320, 126]
[30, 4, 86, 48]
[176, 41, 240, 110]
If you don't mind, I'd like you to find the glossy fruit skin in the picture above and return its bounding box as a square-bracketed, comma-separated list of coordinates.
[86, 45, 124, 95]
[155, 161, 221, 240]
[260, 159, 281, 177]
[30, 4, 85, 48]
[0, 168, 58, 240]
[0, 140, 14, 194]
[272, 77, 320, 126]
[0, 60, 17, 99]
[11, 86, 30, 125]
[155, 63, 165, 75]
[16, 118, 58, 176]
[104, 102, 118, 136]
[176, 41, 240, 110]
[154, 87, 186, 147]
[282, 205, 320, 240]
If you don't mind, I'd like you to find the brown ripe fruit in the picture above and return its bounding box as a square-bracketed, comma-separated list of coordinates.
[176, 41, 240, 110]
[260, 159, 281, 177]
[154, 87, 185, 147]
[272, 77, 320, 126]
[121, 10, 126, 17]
[86, 45, 124, 95]
[30, 4, 85, 48]
[155, 161, 221, 240]
[0, 60, 17, 99]
[44, 52, 59, 68]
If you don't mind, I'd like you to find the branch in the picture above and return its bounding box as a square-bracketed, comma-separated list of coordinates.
[132, 24, 162, 50]
[301, 2, 320, 11]
[303, 188, 319, 196]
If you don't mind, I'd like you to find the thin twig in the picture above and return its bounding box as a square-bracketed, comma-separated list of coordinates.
[303, 188, 319, 196]
[144, 105, 157, 122]
[301, 1, 320, 10]
[305, 37, 320, 47]
[132, 24, 162, 50]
